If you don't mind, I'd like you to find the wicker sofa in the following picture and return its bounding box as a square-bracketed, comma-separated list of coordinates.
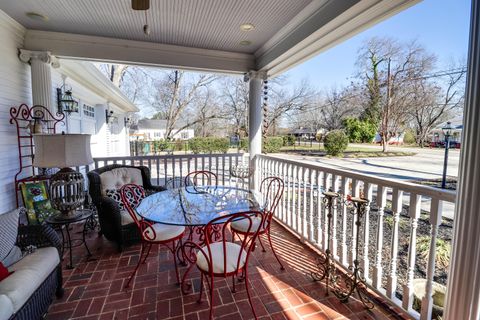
[0, 210, 63, 320]
[87, 164, 166, 251]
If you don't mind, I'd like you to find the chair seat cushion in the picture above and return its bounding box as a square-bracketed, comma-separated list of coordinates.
[0, 294, 13, 320]
[100, 168, 143, 195]
[196, 242, 247, 274]
[231, 216, 263, 234]
[0, 247, 59, 313]
[143, 224, 185, 242]
[119, 210, 142, 226]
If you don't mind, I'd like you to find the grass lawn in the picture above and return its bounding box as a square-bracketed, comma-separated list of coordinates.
[279, 144, 416, 158]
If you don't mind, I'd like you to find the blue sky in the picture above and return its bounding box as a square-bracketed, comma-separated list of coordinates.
[284, 0, 471, 89]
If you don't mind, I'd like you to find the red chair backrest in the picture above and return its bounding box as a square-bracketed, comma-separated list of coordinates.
[203, 211, 263, 277]
[120, 183, 146, 229]
[260, 177, 284, 226]
[185, 170, 218, 187]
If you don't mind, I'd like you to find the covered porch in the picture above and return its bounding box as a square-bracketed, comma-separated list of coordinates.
[0, 0, 480, 319]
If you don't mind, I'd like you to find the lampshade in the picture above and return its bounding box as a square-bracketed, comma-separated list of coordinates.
[33, 134, 93, 168]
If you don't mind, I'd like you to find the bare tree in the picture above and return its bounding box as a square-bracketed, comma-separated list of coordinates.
[409, 64, 466, 146]
[357, 37, 436, 151]
[150, 70, 218, 139]
[221, 77, 249, 137]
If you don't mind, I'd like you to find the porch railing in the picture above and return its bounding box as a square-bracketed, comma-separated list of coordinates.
[81, 153, 246, 188]
[255, 154, 456, 320]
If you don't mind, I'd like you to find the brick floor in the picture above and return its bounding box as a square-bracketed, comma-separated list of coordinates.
[46, 221, 411, 320]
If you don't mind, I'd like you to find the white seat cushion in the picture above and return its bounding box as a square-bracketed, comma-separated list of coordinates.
[100, 168, 143, 195]
[0, 294, 13, 320]
[196, 242, 247, 274]
[231, 216, 263, 234]
[0, 247, 59, 313]
[143, 224, 185, 242]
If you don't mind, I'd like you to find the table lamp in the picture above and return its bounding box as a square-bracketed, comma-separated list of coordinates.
[33, 133, 93, 219]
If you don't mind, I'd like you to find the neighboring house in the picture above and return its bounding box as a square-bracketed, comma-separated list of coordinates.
[373, 132, 405, 145]
[291, 127, 317, 140]
[131, 119, 194, 141]
[53, 60, 138, 157]
[430, 117, 463, 146]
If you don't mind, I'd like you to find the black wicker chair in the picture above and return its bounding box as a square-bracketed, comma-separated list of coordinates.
[87, 164, 166, 251]
[11, 224, 63, 320]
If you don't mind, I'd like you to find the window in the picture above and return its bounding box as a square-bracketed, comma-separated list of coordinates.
[83, 104, 95, 118]
[154, 132, 162, 138]
[181, 131, 189, 140]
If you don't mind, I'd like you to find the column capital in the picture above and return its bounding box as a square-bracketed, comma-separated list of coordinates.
[244, 70, 268, 82]
[18, 49, 60, 68]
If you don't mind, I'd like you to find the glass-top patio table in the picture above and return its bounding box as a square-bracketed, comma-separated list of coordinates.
[135, 185, 264, 293]
[136, 185, 264, 226]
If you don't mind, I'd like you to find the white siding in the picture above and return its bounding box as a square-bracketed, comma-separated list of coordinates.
[0, 11, 31, 212]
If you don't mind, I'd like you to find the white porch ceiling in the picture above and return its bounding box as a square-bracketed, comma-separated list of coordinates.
[0, 0, 421, 75]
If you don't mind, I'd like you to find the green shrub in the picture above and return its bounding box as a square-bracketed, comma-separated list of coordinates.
[282, 135, 296, 146]
[239, 138, 249, 151]
[153, 139, 169, 153]
[403, 129, 416, 145]
[324, 130, 349, 156]
[343, 118, 377, 143]
[263, 136, 284, 153]
[188, 137, 229, 153]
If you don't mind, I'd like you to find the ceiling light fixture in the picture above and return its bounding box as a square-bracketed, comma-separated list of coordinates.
[132, 0, 151, 36]
[239, 40, 252, 46]
[26, 12, 49, 22]
[240, 23, 255, 32]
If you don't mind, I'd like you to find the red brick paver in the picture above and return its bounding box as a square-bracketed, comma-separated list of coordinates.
[46, 221, 410, 319]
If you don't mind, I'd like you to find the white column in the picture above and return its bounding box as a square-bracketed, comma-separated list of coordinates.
[19, 49, 60, 113]
[444, 1, 480, 319]
[247, 70, 266, 190]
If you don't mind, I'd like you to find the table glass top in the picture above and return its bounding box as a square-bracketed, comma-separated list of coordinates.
[136, 186, 263, 226]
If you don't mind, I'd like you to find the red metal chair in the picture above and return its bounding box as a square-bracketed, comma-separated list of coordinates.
[184, 170, 218, 187]
[231, 177, 285, 270]
[182, 211, 264, 320]
[120, 184, 185, 288]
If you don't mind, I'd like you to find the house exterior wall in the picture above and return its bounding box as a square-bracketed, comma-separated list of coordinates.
[51, 69, 131, 157]
[0, 11, 32, 212]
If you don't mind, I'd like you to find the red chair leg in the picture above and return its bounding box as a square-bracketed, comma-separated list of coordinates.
[208, 275, 215, 320]
[258, 234, 267, 252]
[244, 268, 257, 319]
[141, 243, 152, 264]
[267, 230, 284, 270]
[197, 273, 204, 303]
[125, 242, 146, 288]
[171, 241, 181, 284]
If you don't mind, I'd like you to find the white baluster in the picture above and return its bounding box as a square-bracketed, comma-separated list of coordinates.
[373, 185, 387, 289]
[302, 168, 308, 240]
[420, 199, 442, 320]
[350, 179, 361, 267]
[316, 171, 324, 249]
[387, 188, 403, 298]
[363, 182, 373, 283]
[402, 193, 422, 311]
[297, 166, 303, 236]
[322, 173, 331, 250]
[331, 175, 341, 260]
[308, 169, 315, 242]
[340, 177, 349, 266]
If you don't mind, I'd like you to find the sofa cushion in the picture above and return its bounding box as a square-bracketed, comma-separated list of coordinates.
[0, 208, 19, 265]
[100, 168, 143, 195]
[106, 186, 145, 211]
[0, 294, 13, 320]
[119, 210, 142, 226]
[2, 246, 22, 268]
[0, 247, 59, 312]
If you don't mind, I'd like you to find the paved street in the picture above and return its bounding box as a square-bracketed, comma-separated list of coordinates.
[278, 144, 460, 219]
[280, 143, 460, 181]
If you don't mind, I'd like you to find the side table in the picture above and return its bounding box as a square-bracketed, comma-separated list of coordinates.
[46, 209, 94, 269]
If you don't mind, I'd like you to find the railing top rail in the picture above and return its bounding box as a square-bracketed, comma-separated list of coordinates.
[93, 153, 245, 162]
[257, 154, 456, 203]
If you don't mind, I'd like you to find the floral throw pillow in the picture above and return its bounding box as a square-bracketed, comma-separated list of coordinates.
[106, 186, 145, 211]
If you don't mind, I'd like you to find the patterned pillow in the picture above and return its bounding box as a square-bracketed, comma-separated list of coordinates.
[0, 208, 20, 265]
[106, 186, 145, 210]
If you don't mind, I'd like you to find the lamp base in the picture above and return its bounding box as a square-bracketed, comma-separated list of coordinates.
[50, 167, 85, 219]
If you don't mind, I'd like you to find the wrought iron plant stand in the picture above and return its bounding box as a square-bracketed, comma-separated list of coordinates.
[333, 196, 374, 309]
[311, 191, 340, 295]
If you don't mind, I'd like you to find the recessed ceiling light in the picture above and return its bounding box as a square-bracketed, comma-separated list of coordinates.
[240, 23, 255, 32]
[26, 12, 49, 22]
[239, 40, 252, 46]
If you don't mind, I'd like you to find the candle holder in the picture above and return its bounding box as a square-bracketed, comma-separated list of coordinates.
[333, 196, 374, 309]
[311, 191, 340, 295]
